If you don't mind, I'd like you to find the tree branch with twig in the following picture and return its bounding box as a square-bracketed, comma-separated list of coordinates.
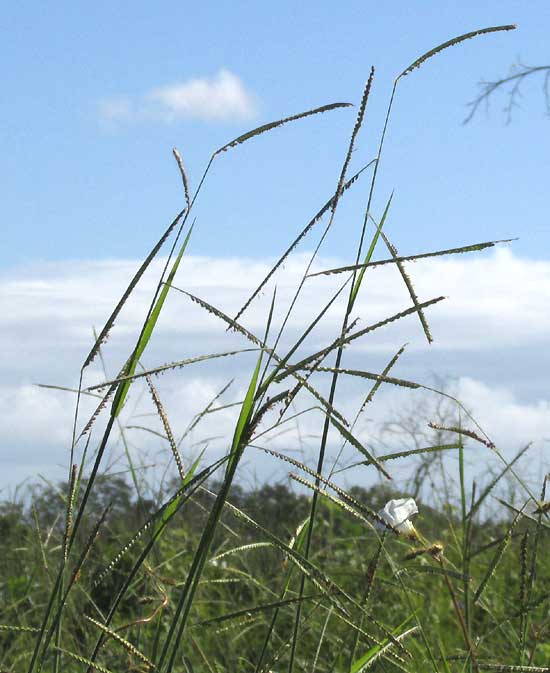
[464, 61, 550, 123]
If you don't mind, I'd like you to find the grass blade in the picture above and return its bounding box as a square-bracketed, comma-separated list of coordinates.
[112, 223, 194, 417]
[83, 209, 186, 369]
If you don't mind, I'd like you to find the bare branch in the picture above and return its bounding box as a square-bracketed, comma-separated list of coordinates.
[464, 62, 550, 124]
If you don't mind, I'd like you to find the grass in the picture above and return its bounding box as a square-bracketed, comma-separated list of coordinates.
[2, 22, 550, 673]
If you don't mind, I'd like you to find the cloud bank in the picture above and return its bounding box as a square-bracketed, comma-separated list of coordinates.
[98, 69, 258, 124]
[1, 247, 549, 494]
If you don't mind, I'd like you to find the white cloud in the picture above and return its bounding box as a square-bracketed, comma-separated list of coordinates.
[455, 377, 550, 452]
[1, 248, 549, 492]
[97, 97, 133, 123]
[5, 247, 547, 355]
[149, 69, 257, 122]
[98, 69, 258, 124]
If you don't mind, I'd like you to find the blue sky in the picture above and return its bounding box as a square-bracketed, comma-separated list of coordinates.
[2, 1, 549, 267]
[1, 2, 549, 494]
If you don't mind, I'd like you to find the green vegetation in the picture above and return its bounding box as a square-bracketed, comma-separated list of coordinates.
[2, 472, 549, 671]
[3, 23, 549, 673]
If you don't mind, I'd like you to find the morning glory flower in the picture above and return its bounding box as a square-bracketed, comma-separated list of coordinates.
[377, 497, 419, 538]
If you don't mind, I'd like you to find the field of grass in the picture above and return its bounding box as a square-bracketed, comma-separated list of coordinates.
[2, 23, 550, 673]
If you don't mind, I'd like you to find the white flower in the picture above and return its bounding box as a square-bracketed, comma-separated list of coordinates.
[377, 498, 419, 536]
